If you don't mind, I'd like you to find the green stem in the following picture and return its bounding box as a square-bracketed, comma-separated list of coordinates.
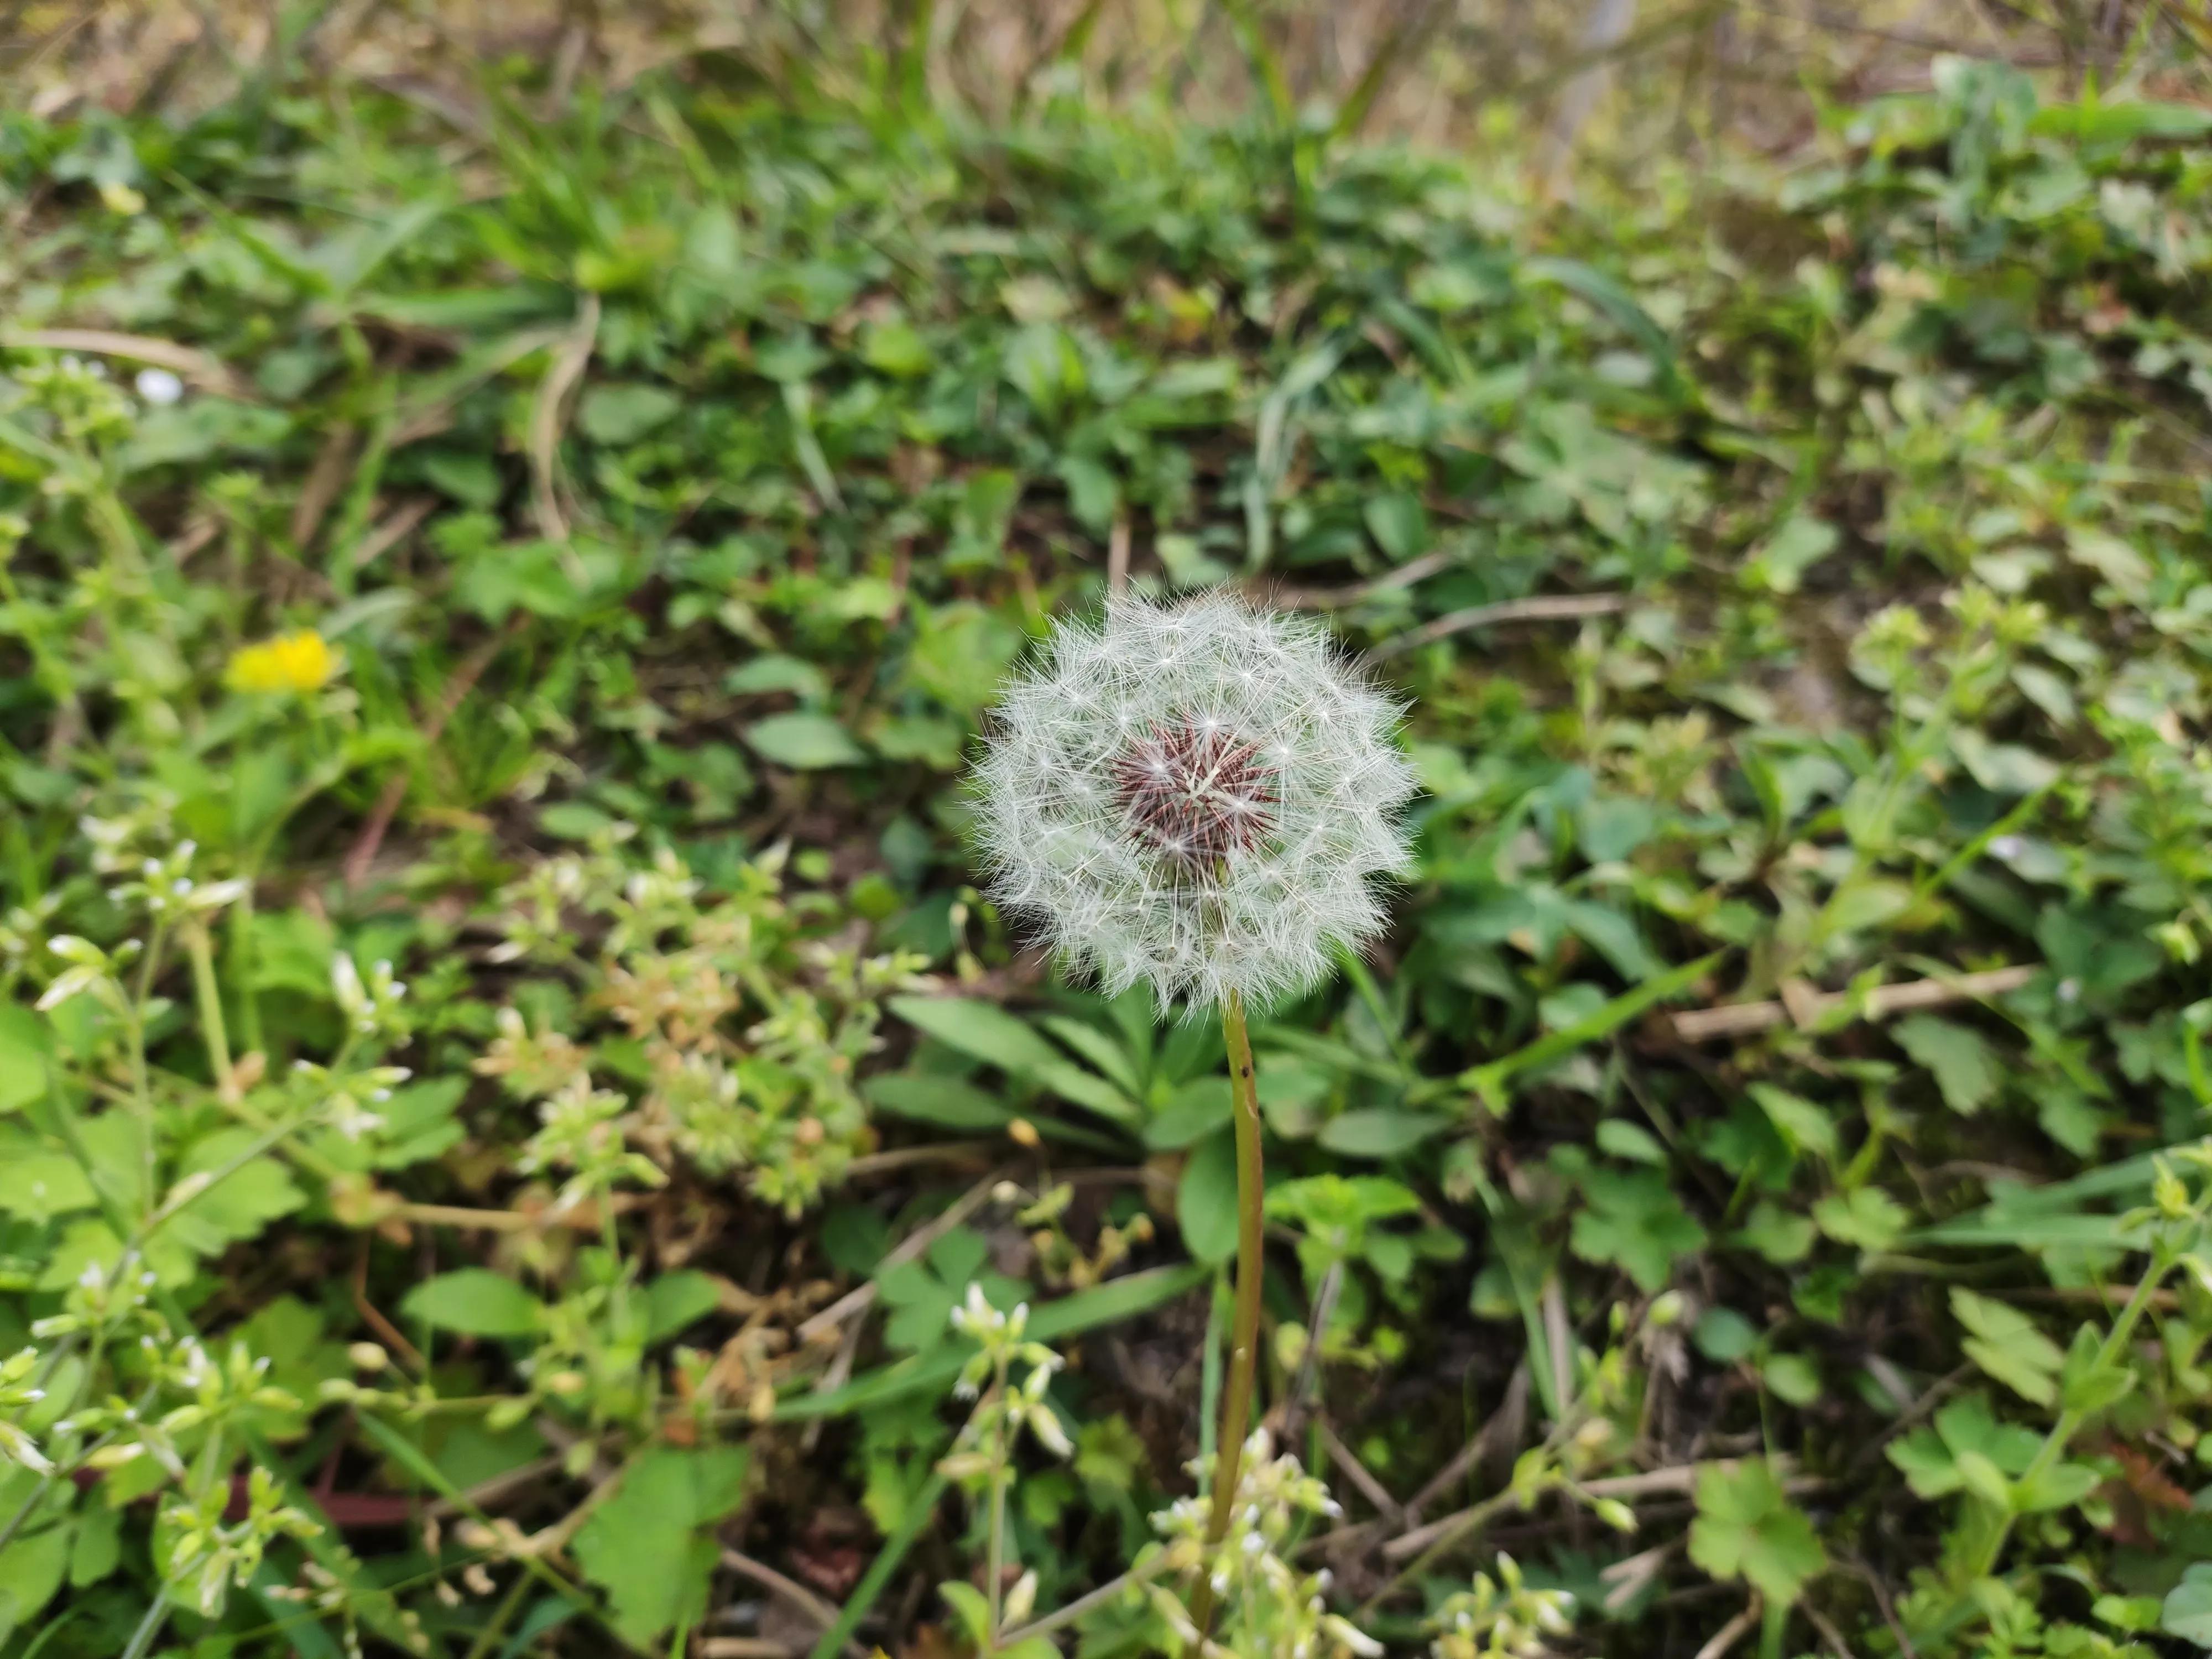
[118, 1594, 171, 1659]
[185, 921, 236, 1104]
[1189, 988, 1265, 1639]
[1949, 1258, 2172, 1614]
[996, 1551, 1180, 1647]
[985, 1349, 1010, 1649]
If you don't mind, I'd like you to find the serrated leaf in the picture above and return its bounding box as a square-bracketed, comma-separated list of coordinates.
[1813, 1186, 1908, 1251]
[1687, 1459, 1825, 1606]
[1571, 1167, 1706, 1292]
[1893, 1015, 1997, 1115]
[1951, 1288, 2063, 1406]
[1748, 1083, 1839, 1160]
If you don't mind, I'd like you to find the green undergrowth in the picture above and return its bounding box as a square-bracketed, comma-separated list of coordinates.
[3, 44, 2212, 1659]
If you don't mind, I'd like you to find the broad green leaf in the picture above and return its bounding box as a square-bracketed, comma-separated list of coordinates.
[1813, 1186, 1908, 1251]
[1145, 1077, 1234, 1150]
[1178, 1131, 1239, 1265]
[1570, 1167, 1705, 1292]
[1363, 492, 1429, 560]
[743, 712, 867, 770]
[1747, 1084, 1838, 1160]
[1893, 1015, 1996, 1115]
[0, 1522, 71, 1643]
[577, 382, 681, 445]
[1693, 1307, 1758, 1364]
[644, 1271, 723, 1344]
[1760, 1353, 1820, 1405]
[1594, 1119, 1667, 1165]
[0, 1152, 95, 1225]
[1950, 1288, 2063, 1406]
[1732, 1202, 1815, 1265]
[2164, 1564, 2212, 1648]
[1317, 1108, 1451, 1159]
[1688, 1459, 1825, 1606]
[573, 1446, 750, 1646]
[400, 1269, 545, 1339]
[0, 1006, 50, 1112]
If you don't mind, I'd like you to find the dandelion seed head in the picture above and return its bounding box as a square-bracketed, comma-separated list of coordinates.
[971, 592, 1417, 1010]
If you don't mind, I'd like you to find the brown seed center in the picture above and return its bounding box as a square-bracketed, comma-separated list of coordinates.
[1109, 717, 1277, 877]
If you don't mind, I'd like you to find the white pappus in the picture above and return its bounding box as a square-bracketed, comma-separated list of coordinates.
[971, 591, 1418, 1011]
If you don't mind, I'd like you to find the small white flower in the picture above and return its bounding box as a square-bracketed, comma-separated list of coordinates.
[972, 593, 1417, 1010]
[134, 368, 184, 405]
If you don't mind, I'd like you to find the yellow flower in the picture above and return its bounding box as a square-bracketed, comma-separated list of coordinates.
[226, 630, 338, 695]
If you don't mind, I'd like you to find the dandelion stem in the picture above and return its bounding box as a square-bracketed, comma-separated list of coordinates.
[1190, 987, 1265, 1638]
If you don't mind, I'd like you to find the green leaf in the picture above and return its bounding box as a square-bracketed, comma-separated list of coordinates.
[0, 1152, 96, 1225]
[644, 1271, 723, 1344]
[1317, 1108, 1451, 1159]
[1594, 1119, 1667, 1165]
[577, 383, 681, 445]
[1363, 492, 1429, 560]
[0, 1006, 50, 1112]
[1746, 514, 1838, 595]
[1687, 1459, 1825, 1606]
[1950, 1288, 2063, 1406]
[775, 1264, 1209, 1422]
[743, 712, 867, 770]
[164, 1130, 306, 1254]
[2163, 1563, 2212, 1648]
[1571, 1167, 1706, 1292]
[876, 1228, 1021, 1354]
[67, 1503, 119, 1589]
[1892, 1015, 1996, 1115]
[1145, 1077, 1233, 1150]
[2059, 1321, 2136, 1416]
[889, 997, 1067, 1076]
[1178, 1131, 1240, 1266]
[1813, 1186, 1908, 1251]
[1760, 1353, 1820, 1405]
[1747, 1084, 1838, 1161]
[863, 1072, 1015, 1131]
[400, 1269, 545, 1339]
[2013, 1459, 2099, 1514]
[0, 1522, 71, 1643]
[573, 1446, 750, 1646]
[1693, 1307, 1758, 1363]
[1732, 1202, 1815, 1265]
[889, 998, 1140, 1125]
[939, 1581, 993, 1645]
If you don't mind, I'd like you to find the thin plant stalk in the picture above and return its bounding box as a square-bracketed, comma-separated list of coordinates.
[185, 920, 237, 1104]
[1190, 986, 1265, 1636]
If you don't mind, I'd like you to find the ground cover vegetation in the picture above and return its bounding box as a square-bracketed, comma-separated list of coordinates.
[4, 14, 2212, 1659]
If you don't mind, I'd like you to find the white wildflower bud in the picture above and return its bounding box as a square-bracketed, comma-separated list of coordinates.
[1004, 1569, 1039, 1627]
[135, 367, 184, 405]
[971, 594, 1417, 1010]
